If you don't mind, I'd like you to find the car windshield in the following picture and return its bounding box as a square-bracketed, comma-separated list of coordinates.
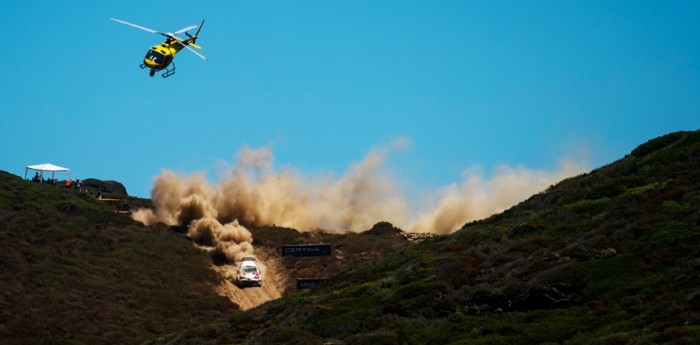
[242, 267, 257, 274]
[145, 49, 165, 64]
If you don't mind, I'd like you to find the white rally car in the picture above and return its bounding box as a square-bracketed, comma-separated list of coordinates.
[236, 257, 263, 287]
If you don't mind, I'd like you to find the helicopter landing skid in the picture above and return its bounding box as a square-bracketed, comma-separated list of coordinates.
[138, 63, 175, 78]
[161, 63, 176, 78]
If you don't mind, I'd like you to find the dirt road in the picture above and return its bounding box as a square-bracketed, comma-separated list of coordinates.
[212, 247, 287, 311]
[210, 224, 421, 310]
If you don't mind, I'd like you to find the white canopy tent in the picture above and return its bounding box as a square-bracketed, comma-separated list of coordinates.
[25, 163, 71, 181]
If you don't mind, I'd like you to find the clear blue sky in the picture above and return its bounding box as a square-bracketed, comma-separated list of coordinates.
[2, 1, 699, 198]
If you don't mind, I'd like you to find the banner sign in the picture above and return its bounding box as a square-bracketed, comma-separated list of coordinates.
[297, 278, 327, 290]
[282, 244, 332, 257]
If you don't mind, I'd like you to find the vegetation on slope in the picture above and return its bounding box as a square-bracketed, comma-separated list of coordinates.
[150, 130, 700, 345]
[250, 222, 421, 294]
[3, 130, 699, 344]
[0, 172, 237, 345]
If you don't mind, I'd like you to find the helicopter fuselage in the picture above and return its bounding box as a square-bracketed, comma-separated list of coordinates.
[143, 38, 187, 71]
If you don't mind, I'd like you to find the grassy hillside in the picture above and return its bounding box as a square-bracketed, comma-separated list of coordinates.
[0, 172, 237, 344]
[249, 222, 423, 294]
[149, 130, 700, 344]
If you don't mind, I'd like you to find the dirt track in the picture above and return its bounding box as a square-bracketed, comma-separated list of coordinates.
[211, 224, 423, 310]
[212, 247, 287, 311]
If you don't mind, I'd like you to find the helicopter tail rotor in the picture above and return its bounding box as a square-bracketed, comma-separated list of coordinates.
[179, 19, 206, 60]
[194, 20, 205, 39]
[185, 20, 205, 40]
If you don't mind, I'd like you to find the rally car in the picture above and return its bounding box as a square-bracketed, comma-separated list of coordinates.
[236, 257, 263, 287]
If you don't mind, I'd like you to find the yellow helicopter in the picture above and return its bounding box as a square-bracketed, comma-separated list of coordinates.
[111, 18, 207, 78]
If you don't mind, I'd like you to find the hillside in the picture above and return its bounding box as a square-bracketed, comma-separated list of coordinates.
[148, 130, 700, 344]
[3, 130, 699, 344]
[0, 173, 237, 344]
[0, 171, 421, 344]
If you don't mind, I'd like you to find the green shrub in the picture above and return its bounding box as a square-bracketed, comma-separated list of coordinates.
[661, 200, 692, 214]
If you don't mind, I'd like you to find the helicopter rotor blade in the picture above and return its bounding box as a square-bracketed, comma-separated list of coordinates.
[184, 44, 208, 61]
[175, 40, 207, 61]
[174, 25, 198, 35]
[110, 18, 159, 34]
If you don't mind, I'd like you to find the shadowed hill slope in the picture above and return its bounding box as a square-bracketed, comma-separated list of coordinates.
[0, 173, 237, 344]
[0, 174, 423, 344]
[149, 130, 700, 345]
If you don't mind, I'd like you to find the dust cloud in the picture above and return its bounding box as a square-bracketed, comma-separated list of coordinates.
[131, 172, 256, 264]
[133, 142, 588, 241]
[410, 161, 584, 233]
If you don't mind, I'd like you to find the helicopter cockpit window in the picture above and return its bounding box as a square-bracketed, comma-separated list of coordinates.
[145, 49, 165, 64]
